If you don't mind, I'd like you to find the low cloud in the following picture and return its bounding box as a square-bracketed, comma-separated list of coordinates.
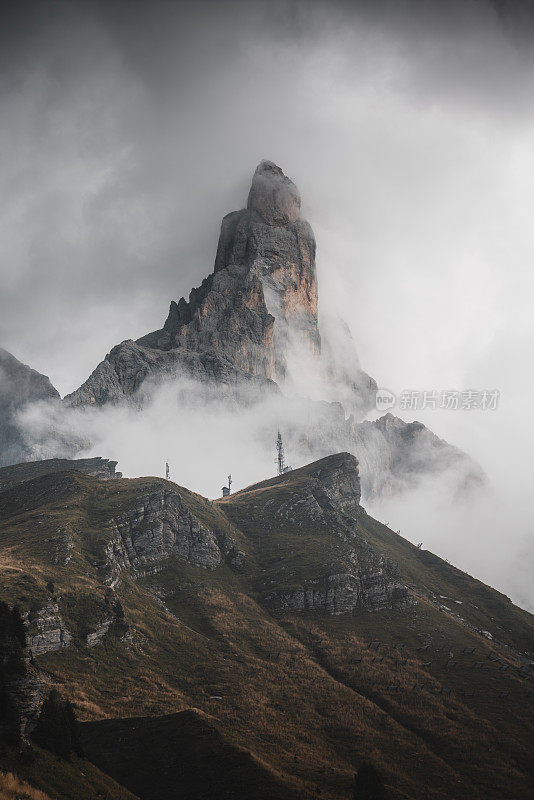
[13, 361, 534, 612]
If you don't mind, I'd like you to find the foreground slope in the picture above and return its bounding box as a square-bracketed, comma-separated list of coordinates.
[81, 708, 297, 800]
[0, 744, 138, 800]
[0, 455, 532, 800]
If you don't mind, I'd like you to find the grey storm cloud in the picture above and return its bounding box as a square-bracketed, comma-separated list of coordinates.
[1, 0, 534, 608]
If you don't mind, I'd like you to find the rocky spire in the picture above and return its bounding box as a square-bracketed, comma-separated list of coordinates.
[65, 161, 371, 413]
[150, 160, 320, 382]
[247, 160, 301, 226]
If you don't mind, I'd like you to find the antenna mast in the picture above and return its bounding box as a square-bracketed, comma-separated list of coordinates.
[165, 460, 170, 480]
[276, 431, 285, 476]
[222, 474, 232, 498]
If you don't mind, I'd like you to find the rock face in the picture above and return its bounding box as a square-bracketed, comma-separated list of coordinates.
[228, 453, 411, 616]
[65, 161, 375, 412]
[353, 413, 486, 500]
[309, 451, 363, 517]
[211, 161, 320, 376]
[319, 314, 378, 417]
[0, 602, 48, 740]
[269, 567, 409, 615]
[102, 485, 243, 586]
[246, 159, 301, 226]
[266, 452, 362, 518]
[5, 669, 47, 737]
[0, 348, 60, 466]
[86, 618, 114, 648]
[25, 601, 72, 656]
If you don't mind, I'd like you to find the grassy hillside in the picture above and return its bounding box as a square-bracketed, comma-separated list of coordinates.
[222, 456, 534, 652]
[81, 708, 298, 800]
[0, 458, 532, 800]
[0, 771, 51, 800]
[0, 745, 138, 800]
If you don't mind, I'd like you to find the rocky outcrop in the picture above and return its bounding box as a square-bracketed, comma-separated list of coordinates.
[229, 452, 412, 616]
[86, 618, 114, 647]
[0, 602, 48, 740]
[136, 161, 320, 383]
[0, 349, 58, 404]
[65, 161, 375, 414]
[353, 413, 486, 500]
[268, 534, 412, 617]
[25, 602, 72, 656]
[0, 456, 121, 491]
[210, 161, 320, 377]
[66, 337, 277, 408]
[101, 487, 241, 585]
[267, 566, 410, 615]
[307, 452, 362, 518]
[86, 594, 128, 647]
[259, 452, 362, 524]
[0, 348, 60, 467]
[5, 669, 47, 737]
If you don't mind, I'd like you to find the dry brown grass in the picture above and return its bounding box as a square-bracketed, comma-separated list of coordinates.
[1, 466, 533, 800]
[0, 772, 51, 800]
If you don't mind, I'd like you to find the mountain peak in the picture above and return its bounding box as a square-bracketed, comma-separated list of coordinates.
[67, 160, 332, 401]
[237, 451, 361, 517]
[247, 160, 301, 226]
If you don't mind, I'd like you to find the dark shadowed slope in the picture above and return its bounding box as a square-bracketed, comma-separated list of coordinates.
[0, 745, 139, 800]
[81, 709, 297, 800]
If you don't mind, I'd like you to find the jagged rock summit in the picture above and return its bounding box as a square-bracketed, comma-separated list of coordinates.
[66, 161, 375, 413]
[246, 159, 301, 225]
[147, 159, 320, 380]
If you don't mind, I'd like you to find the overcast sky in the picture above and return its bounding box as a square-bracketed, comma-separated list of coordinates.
[1, 0, 533, 606]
